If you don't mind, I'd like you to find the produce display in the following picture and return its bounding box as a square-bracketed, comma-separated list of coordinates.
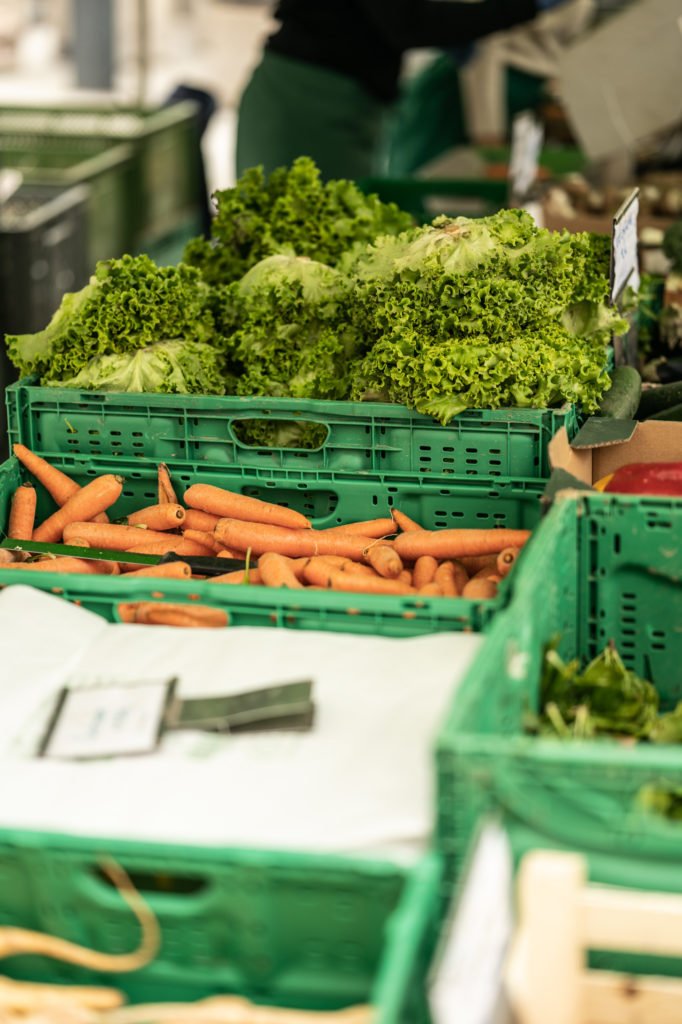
[5, 159, 627, 449]
[526, 642, 682, 742]
[3, 445, 530, 602]
[594, 461, 682, 496]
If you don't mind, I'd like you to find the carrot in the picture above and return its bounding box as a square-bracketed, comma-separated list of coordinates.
[412, 555, 438, 589]
[393, 528, 532, 561]
[182, 509, 221, 534]
[458, 554, 499, 575]
[418, 582, 443, 597]
[91, 559, 120, 576]
[208, 567, 262, 585]
[184, 483, 311, 531]
[471, 562, 501, 582]
[303, 556, 342, 588]
[258, 552, 304, 589]
[329, 571, 415, 596]
[2, 557, 100, 574]
[63, 522, 173, 551]
[450, 559, 470, 594]
[321, 518, 395, 538]
[462, 577, 499, 600]
[127, 503, 186, 531]
[0, 549, 27, 564]
[118, 602, 228, 628]
[8, 482, 37, 540]
[157, 463, 178, 506]
[364, 543, 403, 579]
[12, 445, 109, 524]
[497, 546, 521, 578]
[217, 548, 239, 558]
[127, 538, 215, 558]
[33, 475, 124, 544]
[215, 519, 378, 560]
[182, 529, 223, 554]
[124, 562, 192, 580]
[398, 569, 413, 585]
[391, 509, 425, 532]
[434, 561, 458, 597]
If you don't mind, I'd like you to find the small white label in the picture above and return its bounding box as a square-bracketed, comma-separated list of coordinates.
[611, 189, 640, 302]
[41, 679, 175, 760]
[509, 112, 544, 200]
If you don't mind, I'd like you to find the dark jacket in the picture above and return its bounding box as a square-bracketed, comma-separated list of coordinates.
[267, 0, 539, 101]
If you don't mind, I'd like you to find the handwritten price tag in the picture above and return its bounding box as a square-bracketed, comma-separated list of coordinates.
[610, 189, 640, 303]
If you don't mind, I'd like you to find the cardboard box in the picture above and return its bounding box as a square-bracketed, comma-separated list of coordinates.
[548, 419, 682, 491]
[558, 0, 682, 162]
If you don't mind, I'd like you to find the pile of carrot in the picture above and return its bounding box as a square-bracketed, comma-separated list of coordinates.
[1, 444, 531, 600]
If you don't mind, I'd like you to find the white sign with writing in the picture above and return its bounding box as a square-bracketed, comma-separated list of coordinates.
[509, 112, 544, 200]
[41, 679, 176, 760]
[610, 189, 640, 302]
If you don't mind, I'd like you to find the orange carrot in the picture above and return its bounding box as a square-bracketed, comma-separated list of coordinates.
[33, 475, 124, 544]
[450, 560, 470, 594]
[90, 559, 120, 576]
[184, 483, 311, 530]
[434, 561, 458, 597]
[302, 556, 342, 588]
[208, 568, 262, 585]
[462, 577, 498, 600]
[321, 518, 395, 538]
[66, 537, 91, 548]
[329, 571, 415, 596]
[259, 552, 304, 589]
[497, 547, 521, 578]
[119, 602, 228, 628]
[8, 482, 37, 540]
[391, 509, 425, 532]
[63, 522, 174, 551]
[182, 529, 223, 554]
[124, 562, 192, 580]
[182, 509, 221, 534]
[412, 556, 438, 589]
[0, 549, 26, 564]
[2, 556, 100, 574]
[458, 554, 499, 575]
[398, 569, 413, 585]
[215, 519, 378, 560]
[13, 445, 109, 524]
[217, 548, 239, 558]
[471, 562, 502, 582]
[157, 463, 178, 506]
[393, 528, 532, 561]
[364, 543, 403, 579]
[127, 538, 215, 558]
[127, 504, 186, 531]
[418, 582, 443, 597]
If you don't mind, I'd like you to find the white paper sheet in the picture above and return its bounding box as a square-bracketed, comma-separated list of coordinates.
[0, 585, 482, 863]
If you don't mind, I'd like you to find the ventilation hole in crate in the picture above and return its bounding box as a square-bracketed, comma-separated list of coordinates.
[490, 448, 502, 455]
[465, 447, 477, 454]
[439, 489, 451, 496]
[242, 486, 339, 518]
[622, 616, 636, 625]
[372, 495, 379, 506]
[178, 474, 192, 483]
[435, 510, 448, 517]
[465, 458, 478, 465]
[87, 429, 100, 436]
[490, 459, 502, 466]
[652, 629, 666, 638]
[143, 491, 156, 500]
[132, 432, 143, 437]
[450, 510, 465, 519]
[132, 442, 144, 448]
[652, 641, 667, 650]
[648, 519, 673, 530]
[613, 534, 621, 555]
[493, 512, 506, 520]
[476, 512, 489, 520]
[622, 604, 636, 613]
[111, 441, 122, 448]
[110, 430, 121, 437]
[621, 640, 635, 649]
[435, 519, 448, 528]
[443, 446, 454, 453]
[387, 486, 398, 493]
[419, 445, 431, 451]
[420, 456, 432, 463]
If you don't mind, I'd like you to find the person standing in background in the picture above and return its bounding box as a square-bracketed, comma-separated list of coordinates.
[236, 0, 577, 182]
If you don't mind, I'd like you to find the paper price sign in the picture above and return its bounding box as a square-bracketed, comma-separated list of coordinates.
[509, 112, 544, 200]
[610, 188, 640, 303]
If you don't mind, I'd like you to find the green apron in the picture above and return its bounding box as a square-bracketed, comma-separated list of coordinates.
[236, 51, 388, 181]
[386, 54, 545, 176]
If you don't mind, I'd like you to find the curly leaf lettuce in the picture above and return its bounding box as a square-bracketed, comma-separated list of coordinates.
[48, 341, 225, 395]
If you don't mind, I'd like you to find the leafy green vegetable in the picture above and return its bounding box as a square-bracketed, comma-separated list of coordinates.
[346, 210, 626, 421]
[184, 157, 414, 285]
[48, 340, 225, 395]
[7, 255, 218, 385]
[527, 642, 660, 740]
[637, 784, 682, 821]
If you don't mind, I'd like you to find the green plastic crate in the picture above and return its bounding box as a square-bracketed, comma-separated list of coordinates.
[5, 382, 579, 481]
[0, 103, 200, 250]
[1, 135, 134, 266]
[436, 491, 682, 889]
[0, 454, 544, 634]
[0, 829, 441, 1022]
[360, 144, 585, 222]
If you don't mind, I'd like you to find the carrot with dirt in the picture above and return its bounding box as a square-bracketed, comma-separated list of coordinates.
[124, 562, 192, 580]
[127, 504, 186, 531]
[393, 528, 531, 561]
[63, 522, 174, 551]
[259, 552, 304, 589]
[215, 519, 378, 560]
[157, 463, 178, 506]
[184, 483, 311, 530]
[363, 543, 403, 579]
[321, 518, 395, 538]
[182, 509, 221, 534]
[7, 482, 37, 540]
[33, 474, 124, 543]
[0, 556, 101, 574]
[391, 509, 425, 532]
[13, 445, 109, 524]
